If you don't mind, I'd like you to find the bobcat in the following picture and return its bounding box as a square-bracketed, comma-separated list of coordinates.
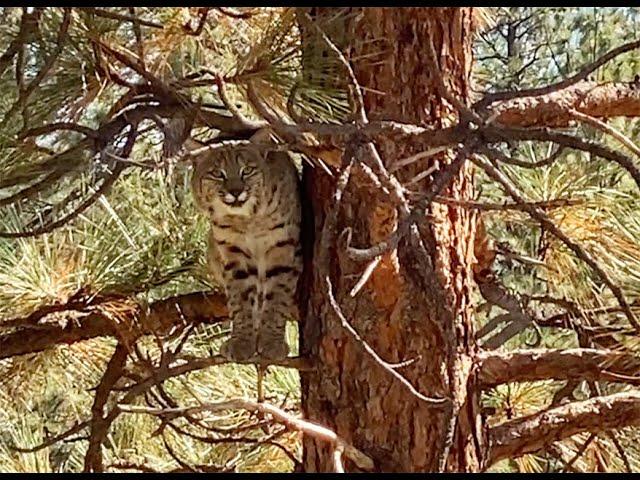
[191, 143, 302, 362]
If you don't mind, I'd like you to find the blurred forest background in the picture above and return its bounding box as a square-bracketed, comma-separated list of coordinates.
[0, 7, 640, 473]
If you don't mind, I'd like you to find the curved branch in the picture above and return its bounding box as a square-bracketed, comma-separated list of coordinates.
[477, 38, 640, 108]
[474, 150, 640, 333]
[488, 391, 640, 465]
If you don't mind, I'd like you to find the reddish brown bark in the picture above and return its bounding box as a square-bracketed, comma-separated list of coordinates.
[300, 7, 482, 472]
[0, 291, 227, 359]
[489, 392, 640, 464]
[478, 348, 640, 389]
[489, 81, 640, 128]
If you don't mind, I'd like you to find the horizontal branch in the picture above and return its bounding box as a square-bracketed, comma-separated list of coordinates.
[489, 391, 640, 465]
[0, 291, 227, 359]
[478, 348, 640, 389]
[489, 81, 640, 128]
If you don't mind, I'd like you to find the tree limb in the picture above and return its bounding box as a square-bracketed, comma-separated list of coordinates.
[488, 391, 640, 465]
[0, 291, 228, 359]
[488, 81, 640, 128]
[478, 348, 640, 389]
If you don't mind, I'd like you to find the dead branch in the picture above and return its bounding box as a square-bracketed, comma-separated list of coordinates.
[84, 342, 129, 472]
[570, 108, 640, 159]
[481, 126, 640, 191]
[474, 150, 640, 333]
[477, 38, 640, 108]
[326, 277, 449, 406]
[119, 398, 375, 471]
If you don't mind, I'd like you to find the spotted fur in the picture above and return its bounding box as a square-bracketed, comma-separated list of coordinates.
[191, 145, 302, 361]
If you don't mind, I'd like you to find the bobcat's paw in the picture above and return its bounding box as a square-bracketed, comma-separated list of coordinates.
[259, 339, 289, 361]
[220, 336, 256, 362]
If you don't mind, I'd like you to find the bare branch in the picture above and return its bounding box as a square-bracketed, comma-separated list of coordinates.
[119, 398, 375, 471]
[475, 150, 640, 333]
[477, 39, 640, 108]
[326, 276, 449, 406]
[570, 108, 640, 159]
[481, 126, 640, 191]
[84, 342, 129, 472]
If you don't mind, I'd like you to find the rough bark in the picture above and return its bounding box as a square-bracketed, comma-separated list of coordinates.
[300, 7, 482, 472]
[478, 348, 640, 389]
[488, 81, 640, 128]
[0, 291, 227, 359]
[489, 392, 640, 464]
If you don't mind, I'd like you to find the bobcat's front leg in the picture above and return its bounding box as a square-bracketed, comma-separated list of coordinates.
[258, 264, 300, 361]
[220, 261, 258, 362]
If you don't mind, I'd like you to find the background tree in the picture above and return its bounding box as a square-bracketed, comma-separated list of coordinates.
[1, 7, 640, 473]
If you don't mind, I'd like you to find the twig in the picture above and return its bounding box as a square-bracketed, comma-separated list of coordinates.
[475, 148, 640, 333]
[82, 7, 163, 29]
[488, 146, 565, 169]
[19, 122, 98, 140]
[349, 256, 381, 297]
[299, 12, 367, 124]
[11, 421, 89, 453]
[605, 431, 632, 473]
[84, 342, 129, 472]
[424, 34, 483, 126]
[0, 7, 43, 78]
[184, 8, 211, 35]
[481, 125, 640, 191]
[345, 144, 472, 262]
[570, 108, 640, 159]
[476, 38, 640, 108]
[326, 276, 449, 406]
[0, 164, 125, 238]
[561, 433, 596, 472]
[0, 8, 72, 129]
[214, 7, 256, 20]
[433, 196, 582, 212]
[120, 398, 375, 471]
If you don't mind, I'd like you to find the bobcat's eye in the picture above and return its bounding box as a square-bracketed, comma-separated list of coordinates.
[240, 166, 256, 178]
[206, 169, 226, 181]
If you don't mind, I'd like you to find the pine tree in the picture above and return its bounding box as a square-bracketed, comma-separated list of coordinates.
[1, 7, 640, 473]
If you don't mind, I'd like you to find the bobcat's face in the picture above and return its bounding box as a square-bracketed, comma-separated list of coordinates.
[193, 147, 265, 215]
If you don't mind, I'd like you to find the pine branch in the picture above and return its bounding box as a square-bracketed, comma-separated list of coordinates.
[488, 391, 640, 465]
[476, 38, 640, 108]
[0, 291, 228, 359]
[478, 348, 640, 389]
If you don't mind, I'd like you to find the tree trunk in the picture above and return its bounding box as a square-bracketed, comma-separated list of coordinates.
[300, 8, 485, 472]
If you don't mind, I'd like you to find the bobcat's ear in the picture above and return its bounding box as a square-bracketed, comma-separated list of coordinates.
[183, 137, 203, 152]
[249, 128, 276, 144]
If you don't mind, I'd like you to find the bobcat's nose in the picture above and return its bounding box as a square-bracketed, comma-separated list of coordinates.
[223, 186, 248, 205]
[222, 178, 248, 205]
[227, 185, 244, 198]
